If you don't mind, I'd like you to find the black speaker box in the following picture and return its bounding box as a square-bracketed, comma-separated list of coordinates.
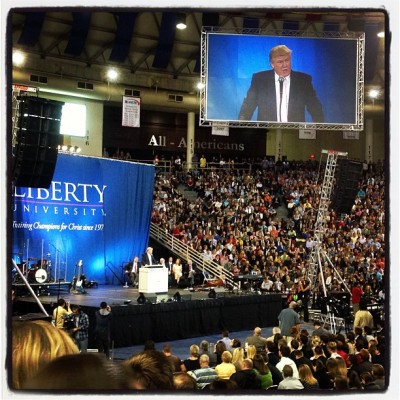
[208, 287, 225, 299]
[13, 96, 64, 188]
[138, 293, 158, 304]
[172, 291, 192, 301]
[331, 159, 363, 214]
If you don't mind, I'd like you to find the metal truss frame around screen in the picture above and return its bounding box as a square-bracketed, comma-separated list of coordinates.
[199, 27, 365, 131]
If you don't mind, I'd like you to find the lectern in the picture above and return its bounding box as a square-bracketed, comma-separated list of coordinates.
[138, 266, 168, 294]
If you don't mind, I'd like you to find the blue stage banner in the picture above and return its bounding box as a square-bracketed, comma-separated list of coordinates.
[12, 153, 155, 285]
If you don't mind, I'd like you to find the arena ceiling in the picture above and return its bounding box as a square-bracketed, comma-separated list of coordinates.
[10, 8, 387, 108]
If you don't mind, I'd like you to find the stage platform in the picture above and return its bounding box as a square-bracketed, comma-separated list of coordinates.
[13, 280, 73, 297]
[12, 284, 285, 349]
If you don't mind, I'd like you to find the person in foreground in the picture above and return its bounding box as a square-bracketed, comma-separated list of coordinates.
[12, 319, 78, 389]
[238, 44, 324, 123]
[229, 358, 262, 389]
[278, 365, 304, 390]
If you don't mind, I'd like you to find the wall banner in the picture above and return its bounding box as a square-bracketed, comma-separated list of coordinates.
[122, 96, 141, 127]
[343, 130, 360, 139]
[12, 153, 154, 284]
[299, 129, 317, 139]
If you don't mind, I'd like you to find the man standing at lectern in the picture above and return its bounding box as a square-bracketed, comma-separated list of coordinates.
[141, 246, 158, 266]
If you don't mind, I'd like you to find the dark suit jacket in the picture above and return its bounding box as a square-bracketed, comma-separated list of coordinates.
[238, 69, 324, 123]
[141, 252, 158, 266]
[126, 260, 142, 273]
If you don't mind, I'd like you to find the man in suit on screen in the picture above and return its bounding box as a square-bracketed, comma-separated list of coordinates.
[238, 44, 324, 123]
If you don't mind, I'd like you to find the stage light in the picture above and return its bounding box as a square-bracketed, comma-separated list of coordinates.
[59, 145, 82, 154]
[137, 293, 146, 304]
[176, 13, 187, 30]
[13, 50, 25, 67]
[196, 82, 205, 90]
[173, 291, 182, 301]
[106, 68, 119, 82]
[368, 89, 380, 99]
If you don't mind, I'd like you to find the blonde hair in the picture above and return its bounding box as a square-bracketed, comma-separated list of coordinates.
[269, 45, 292, 61]
[189, 344, 199, 357]
[221, 350, 233, 363]
[246, 344, 257, 359]
[311, 335, 321, 347]
[335, 356, 348, 377]
[299, 364, 318, 386]
[12, 320, 78, 389]
[232, 347, 244, 365]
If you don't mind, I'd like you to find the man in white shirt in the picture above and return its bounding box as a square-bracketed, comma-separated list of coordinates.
[276, 345, 299, 379]
[130, 256, 141, 287]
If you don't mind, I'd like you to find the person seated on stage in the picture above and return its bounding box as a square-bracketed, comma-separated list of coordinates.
[12, 319, 78, 389]
[166, 256, 174, 275]
[52, 298, 72, 329]
[172, 258, 183, 286]
[185, 258, 197, 287]
[125, 256, 141, 287]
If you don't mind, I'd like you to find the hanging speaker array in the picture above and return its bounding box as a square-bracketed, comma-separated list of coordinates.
[331, 159, 363, 214]
[12, 96, 64, 188]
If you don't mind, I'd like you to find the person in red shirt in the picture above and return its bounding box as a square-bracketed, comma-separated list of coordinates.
[351, 281, 363, 313]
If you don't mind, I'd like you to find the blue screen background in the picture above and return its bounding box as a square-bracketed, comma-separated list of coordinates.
[206, 33, 358, 124]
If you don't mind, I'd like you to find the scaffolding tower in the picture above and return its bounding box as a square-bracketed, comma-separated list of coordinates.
[306, 150, 352, 333]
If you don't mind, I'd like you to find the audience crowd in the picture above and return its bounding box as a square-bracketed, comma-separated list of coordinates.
[152, 157, 385, 311]
[11, 156, 387, 392]
[12, 320, 386, 391]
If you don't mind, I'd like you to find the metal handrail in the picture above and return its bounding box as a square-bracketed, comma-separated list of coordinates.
[182, 161, 253, 174]
[149, 223, 238, 289]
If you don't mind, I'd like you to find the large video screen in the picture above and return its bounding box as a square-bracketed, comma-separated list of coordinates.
[200, 29, 364, 130]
